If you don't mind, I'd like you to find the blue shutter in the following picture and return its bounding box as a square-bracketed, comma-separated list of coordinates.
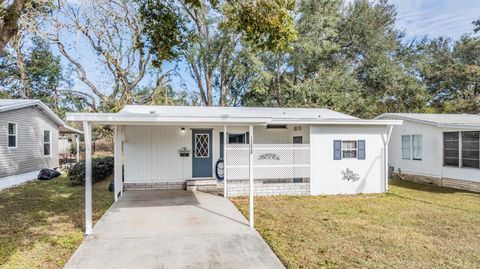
[358, 140, 366, 160]
[334, 140, 342, 160]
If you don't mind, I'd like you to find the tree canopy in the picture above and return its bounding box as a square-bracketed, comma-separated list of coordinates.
[0, 0, 478, 118]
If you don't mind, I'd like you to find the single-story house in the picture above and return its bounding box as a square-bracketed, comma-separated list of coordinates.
[66, 105, 401, 234]
[0, 99, 82, 190]
[377, 113, 480, 192]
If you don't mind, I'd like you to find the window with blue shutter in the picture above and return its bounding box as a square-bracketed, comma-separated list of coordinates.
[334, 140, 342, 160]
[358, 140, 365, 160]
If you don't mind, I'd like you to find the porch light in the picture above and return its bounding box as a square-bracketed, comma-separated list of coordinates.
[181, 127, 185, 134]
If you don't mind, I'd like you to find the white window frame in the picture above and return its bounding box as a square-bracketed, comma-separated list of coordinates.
[194, 133, 209, 158]
[401, 135, 411, 160]
[43, 129, 52, 156]
[411, 134, 422, 161]
[341, 140, 357, 159]
[7, 122, 17, 149]
[402, 134, 422, 161]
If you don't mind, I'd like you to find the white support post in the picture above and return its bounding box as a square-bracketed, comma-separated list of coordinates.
[223, 124, 228, 198]
[249, 124, 254, 228]
[119, 125, 125, 195]
[75, 135, 80, 163]
[83, 121, 93, 235]
[114, 125, 121, 202]
[384, 125, 394, 192]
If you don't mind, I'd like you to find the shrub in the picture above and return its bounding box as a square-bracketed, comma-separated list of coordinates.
[68, 156, 114, 185]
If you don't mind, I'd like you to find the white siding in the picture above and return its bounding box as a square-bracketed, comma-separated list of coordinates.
[387, 119, 443, 178]
[0, 107, 59, 179]
[310, 125, 386, 195]
[384, 117, 480, 182]
[123, 125, 305, 183]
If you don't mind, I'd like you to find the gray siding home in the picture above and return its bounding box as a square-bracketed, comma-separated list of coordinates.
[0, 99, 81, 190]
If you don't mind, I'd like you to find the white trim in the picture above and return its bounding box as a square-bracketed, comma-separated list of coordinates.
[0, 99, 81, 133]
[341, 140, 358, 159]
[66, 112, 402, 126]
[7, 122, 17, 149]
[377, 113, 480, 129]
[194, 133, 210, 158]
[43, 129, 52, 157]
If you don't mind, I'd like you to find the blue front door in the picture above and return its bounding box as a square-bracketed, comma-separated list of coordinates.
[192, 129, 213, 178]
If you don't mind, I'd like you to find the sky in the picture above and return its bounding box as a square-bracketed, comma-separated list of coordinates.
[60, 0, 480, 96]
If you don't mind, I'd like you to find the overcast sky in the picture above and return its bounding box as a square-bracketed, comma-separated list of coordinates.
[64, 0, 480, 95]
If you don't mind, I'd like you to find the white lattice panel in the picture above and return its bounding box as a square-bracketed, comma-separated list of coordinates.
[226, 144, 249, 180]
[226, 144, 310, 180]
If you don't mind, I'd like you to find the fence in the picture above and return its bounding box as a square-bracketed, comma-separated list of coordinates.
[225, 144, 310, 180]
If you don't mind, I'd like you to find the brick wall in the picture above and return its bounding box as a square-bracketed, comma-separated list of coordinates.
[226, 180, 310, 196]
[398, 173, 480, 193]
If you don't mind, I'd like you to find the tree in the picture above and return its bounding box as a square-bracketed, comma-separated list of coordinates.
[0, 35, 72, 116]
[41, 0, 156, 112]
[0, 0, 50, 54]
[139, 0, 296, 106]
[241, 0, 429, 118]
[415, 34, 480, 113]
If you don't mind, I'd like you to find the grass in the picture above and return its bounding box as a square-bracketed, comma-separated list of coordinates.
[231, 178, 480, 268]
[0, 174, 113, 269]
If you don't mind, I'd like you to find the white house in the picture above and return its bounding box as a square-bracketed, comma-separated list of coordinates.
[66, 105, 401, 234]
[0, 99, 82, 190]
[377, 113, 480, 193]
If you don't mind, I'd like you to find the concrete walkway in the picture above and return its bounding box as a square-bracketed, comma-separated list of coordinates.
[65, 190, 284, 269]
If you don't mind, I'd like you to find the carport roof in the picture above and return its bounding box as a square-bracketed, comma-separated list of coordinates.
[66, 105, 402, 126]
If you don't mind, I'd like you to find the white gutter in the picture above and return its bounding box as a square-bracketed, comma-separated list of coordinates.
[66, 112, 402, 126]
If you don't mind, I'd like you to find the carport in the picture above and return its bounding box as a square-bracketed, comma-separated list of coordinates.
[65, 189, 284, 268]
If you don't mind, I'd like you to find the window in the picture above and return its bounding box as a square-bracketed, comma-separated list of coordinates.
[401, 135, 422, 160]
[461, 131, 479, 168]
[7, 123, 16, 148]
[401, 135, 411, 160]
[194, 133, 209, 158]
[342, 141, 357, 158]
[412, 135, 422, 160]
[43, 130, 51, 156]
[443, 132, 460, 167]
[228, 133, 246, 144]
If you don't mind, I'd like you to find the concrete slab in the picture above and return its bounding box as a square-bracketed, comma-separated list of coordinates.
[65, 190, 284, 269]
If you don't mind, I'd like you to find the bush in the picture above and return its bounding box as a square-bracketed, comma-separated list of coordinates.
[68, 156, 114, 185]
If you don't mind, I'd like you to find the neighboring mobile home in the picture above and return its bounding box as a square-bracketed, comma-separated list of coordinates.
[377, 113, 480, 192]
[0, 99, 81, 190]
[67, 105, 401, 234]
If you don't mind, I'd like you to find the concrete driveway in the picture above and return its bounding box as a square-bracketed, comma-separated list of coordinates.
[65, 190, 284, 269]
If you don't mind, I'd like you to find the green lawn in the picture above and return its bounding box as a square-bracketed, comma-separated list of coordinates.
[0, 174, 113, 268]
[231, 178, 480, 268]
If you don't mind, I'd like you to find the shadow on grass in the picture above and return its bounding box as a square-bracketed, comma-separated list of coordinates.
[388, 178, 480, 213]
[389, 177, 480, 196]
[0, 174, 113, 267]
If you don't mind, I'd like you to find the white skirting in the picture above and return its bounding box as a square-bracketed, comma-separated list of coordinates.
[0, 170, 40, 191]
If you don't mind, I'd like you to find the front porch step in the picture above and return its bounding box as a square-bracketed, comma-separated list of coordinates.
[186, 179, 222, 192]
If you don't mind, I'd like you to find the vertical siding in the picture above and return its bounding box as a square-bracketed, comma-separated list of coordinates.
[123, 124, 303, 183]
[310, 125, 386, 195]
[0, 107, 59, 178]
